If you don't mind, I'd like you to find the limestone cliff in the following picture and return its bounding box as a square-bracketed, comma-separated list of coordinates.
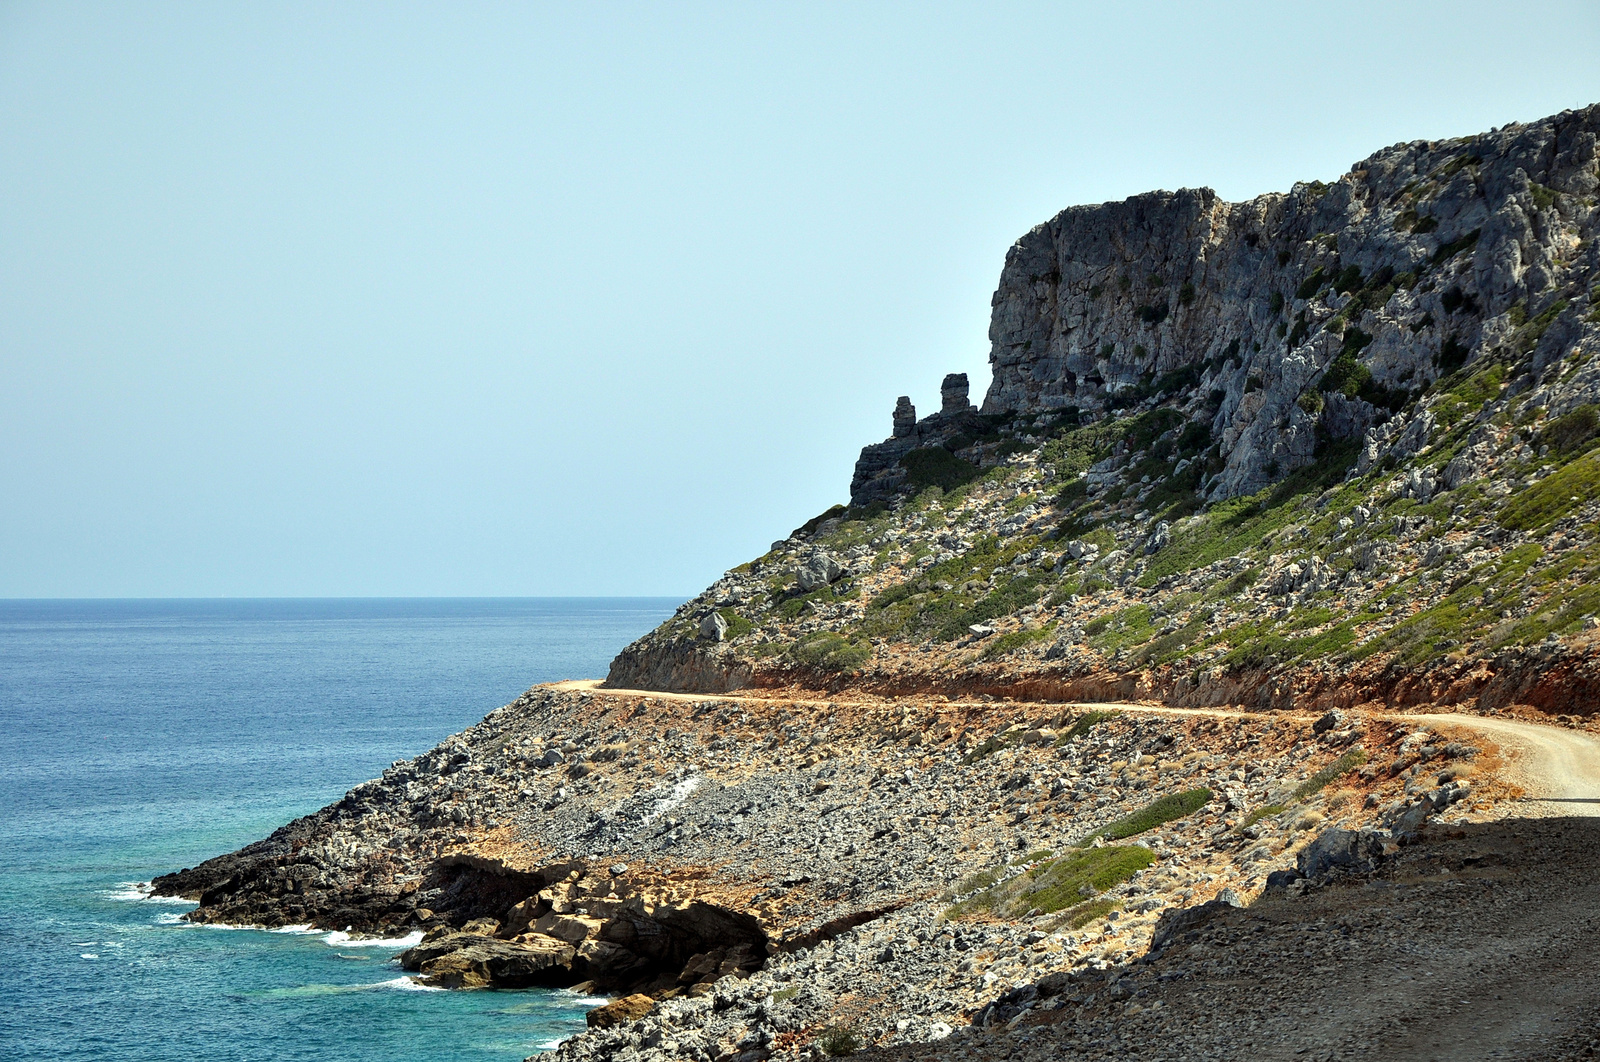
[852, 104, 1599, 504]
[611, 103, 1600, 707]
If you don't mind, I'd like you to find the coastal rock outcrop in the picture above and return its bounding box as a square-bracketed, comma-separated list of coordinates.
[851, 103, 1600, 506]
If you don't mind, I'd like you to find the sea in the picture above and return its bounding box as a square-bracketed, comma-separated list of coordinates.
[0, 597, 680, 1062]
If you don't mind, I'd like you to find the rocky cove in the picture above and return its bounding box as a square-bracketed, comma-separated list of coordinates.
[155, 104, 1600, 1060]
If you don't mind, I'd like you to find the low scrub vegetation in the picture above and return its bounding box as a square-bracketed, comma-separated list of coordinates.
[945, 845, 1154, 920]
[1077, 788, 1212, 846]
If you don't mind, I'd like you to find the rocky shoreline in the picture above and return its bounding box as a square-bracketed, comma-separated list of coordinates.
[154, 682, 1507, 1058]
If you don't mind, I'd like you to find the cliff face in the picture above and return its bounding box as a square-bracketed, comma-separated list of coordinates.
[613, 104, 1600, 704]
[852, 105, 1599, 505]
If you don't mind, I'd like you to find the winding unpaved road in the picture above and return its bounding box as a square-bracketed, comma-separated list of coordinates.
[561, 680, 1600, 818]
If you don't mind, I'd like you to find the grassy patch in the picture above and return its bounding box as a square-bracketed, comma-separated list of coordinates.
[945, 845, 1154, 920]
[1291, 748, 1368, 802]
[1434, 362, 1504, 429]
[946, 867, 1001, 897]
[1138, 443, 1359, 588]
[1056, 897, 1120, 930]
[718, 608, 755, 640]
[818, 1026, 861, 1057]
[778, 586, 839, 620]
[1084, 605, 1157, 653]
[1500, 450, 1600, 531]
[980, 623, 1056, 660]
[1077, 788, 1212, 846]
[1056, 710, 1116, 745]
[1238, 804, 1286, 831]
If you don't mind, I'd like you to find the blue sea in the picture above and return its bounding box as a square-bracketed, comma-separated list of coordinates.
[0, 598, 679, 1062]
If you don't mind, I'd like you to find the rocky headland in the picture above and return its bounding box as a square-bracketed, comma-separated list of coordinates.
[156, 105, 1600, 1060]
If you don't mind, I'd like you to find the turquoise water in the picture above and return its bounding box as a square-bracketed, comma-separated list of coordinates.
[0, 598, 678, 1062]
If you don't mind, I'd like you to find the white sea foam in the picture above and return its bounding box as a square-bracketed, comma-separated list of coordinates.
[322, 929, 424, 948]
[573, 996, 609, 1006]
[80, 953, 98, 960]
[372, 975, 442, 992]
[104, 881, 196, 904]
[155, 914, 246, 929]
[269, 924, 318, 935]
[537, 1038, 569, 1050]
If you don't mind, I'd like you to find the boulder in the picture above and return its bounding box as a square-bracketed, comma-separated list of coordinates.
[586, 993, 656, 1029]
[1296, 826, 1394, 880]
[1312, 709, 1347, 734]
[1144, 521, 1171, 555]
[1148, 892, 1244, 954]
[796, 553, 844, 591]
[400, 931, 576, 989]
[699, 612, 728, 642]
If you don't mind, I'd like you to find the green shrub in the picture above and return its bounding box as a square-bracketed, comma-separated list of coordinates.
[717, 609, 754, 640]
[981, 623, 1056, 660]
[778, 586, 836, 620]
[1509, 299, 1569, 355]
[1435, 362, 1504, 429]
[1291, 748, 1368, 801]
[1238, 804, 1286, 831]
[791, 504, 847, 539]
[1437, 152, 1481, 178]
[948, 867, 1000, 895]
[1333, 264, 1363, 294]
[1542, 405, 1600, 457]
[1432, 228, 1481, 266]
[1436, 336, 1470, 371]
[818, 1026, 861, 1057]
[899, 447, 981, 492]
[788, 633, 871, 672]
[1296, 268, 1328, 301]
[1058, 897, 1119, 930]
[1055, 709, 1115, 745]
[1078, 788, 1212, 846]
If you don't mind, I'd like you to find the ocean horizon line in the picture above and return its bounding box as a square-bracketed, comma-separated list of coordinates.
[0, 594, 689, 602]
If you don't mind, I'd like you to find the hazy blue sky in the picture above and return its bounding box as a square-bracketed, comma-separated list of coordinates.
[4, 2, 1598, 597]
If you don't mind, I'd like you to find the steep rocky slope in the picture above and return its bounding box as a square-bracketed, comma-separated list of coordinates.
[609, 105, 1600, 720]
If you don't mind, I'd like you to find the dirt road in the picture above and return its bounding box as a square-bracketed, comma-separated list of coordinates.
[562, 680, 1600, 817]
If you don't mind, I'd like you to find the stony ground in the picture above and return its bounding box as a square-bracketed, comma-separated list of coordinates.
[154, 680, 1547, 1061]
[856, 817, 1600, 1062]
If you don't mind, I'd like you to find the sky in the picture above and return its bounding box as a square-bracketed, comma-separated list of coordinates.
[3, 2, 1599, 598]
